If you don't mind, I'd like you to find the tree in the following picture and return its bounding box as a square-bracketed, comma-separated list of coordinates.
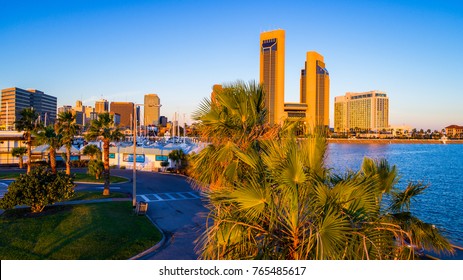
[82, 144, 102, 160]
[85, 112, 123, 195]
[34, 125, 62, 174]
[189, 81, 453, 260]
[168, 149, 186, 171]
[0, 167, 74, 213]
[11, 147, 27, 169]
[88, 159, 104, 179]
[56, 111, 79, 175]
[15, 108, 39, 174]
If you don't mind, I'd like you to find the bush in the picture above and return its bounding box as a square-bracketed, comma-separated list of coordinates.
[160, 161, 169, 167]
[71, 159, 89, 168]
[88, 160, 104, 179]
[0, 167, 75, 213]
[120, 165, 126, 169]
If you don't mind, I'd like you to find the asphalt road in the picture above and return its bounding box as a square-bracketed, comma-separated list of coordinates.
[107, 169, 208, 260]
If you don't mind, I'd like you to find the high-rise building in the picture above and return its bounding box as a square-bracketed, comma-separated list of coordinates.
[144, 94, 161, 126]
[211, 84, 223, 104]
[75, 100, 83, 112]
[95, 99, 109, 114]
[0, 87, 57, 130]
[110, 102, 139, 128]
[58, 105, 73, 114]
[159, 116, 167, 127]
[301, 51, 330, 128]
[334, 91, 389, 133]
[260, 30, 285, 125]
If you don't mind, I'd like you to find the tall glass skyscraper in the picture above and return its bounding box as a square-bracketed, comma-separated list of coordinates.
[300, 51, 330, 128]
[260, 30, 285, 125]
[144, 94, 161, 126]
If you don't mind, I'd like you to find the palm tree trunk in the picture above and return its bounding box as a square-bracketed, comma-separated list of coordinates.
[50, 147, 57, 174]
[66, 145, 71, 175]
[103, 139, 110, 196]
[27, 133, 31, 174]
[19, 157, 23, 169]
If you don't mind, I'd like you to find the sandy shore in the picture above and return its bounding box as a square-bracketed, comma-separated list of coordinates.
[327, 138, 463, 144]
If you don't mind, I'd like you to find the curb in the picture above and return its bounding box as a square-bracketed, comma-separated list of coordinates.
[129, 213, 167, 260]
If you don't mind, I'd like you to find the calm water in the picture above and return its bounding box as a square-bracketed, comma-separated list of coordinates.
[325, 143, 463, 246]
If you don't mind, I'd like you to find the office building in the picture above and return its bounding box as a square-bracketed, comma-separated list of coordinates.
[75, 100, 83, 112]
[110, 102, 139, 128]
[58, 105, 73, 114]
[211, 84, 223, 104]
[144, 94, 161, 126]
[0, 87, 57, 130]
[334, 91, 389, 133]
[95, 99, 109, 114]
[260, 30, 285, 125]
[301, 51, 330, 127]
[159, 116, 167, 127]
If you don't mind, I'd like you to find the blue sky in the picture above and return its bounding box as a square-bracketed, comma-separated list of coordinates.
[1, 0, 462, 130]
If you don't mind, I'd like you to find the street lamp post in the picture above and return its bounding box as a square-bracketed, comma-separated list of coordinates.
[132, 102, 162, 209]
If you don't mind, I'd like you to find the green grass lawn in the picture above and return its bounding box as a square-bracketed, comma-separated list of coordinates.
[0, 202, 162, 260]
[0, 172, 128, 184]
[73, 173, 128, 184]
[70, 191, 129, 201]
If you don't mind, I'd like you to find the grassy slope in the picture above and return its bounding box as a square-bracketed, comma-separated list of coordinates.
[0, 202, 162, 260]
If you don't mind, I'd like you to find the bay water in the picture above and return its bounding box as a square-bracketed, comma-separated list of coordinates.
[325, 143, 463, 246]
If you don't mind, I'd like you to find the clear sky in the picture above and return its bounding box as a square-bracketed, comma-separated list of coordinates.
[1, 0, 462, 130]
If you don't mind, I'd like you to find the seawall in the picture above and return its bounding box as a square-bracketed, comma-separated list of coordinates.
[327, 139, 463, 144]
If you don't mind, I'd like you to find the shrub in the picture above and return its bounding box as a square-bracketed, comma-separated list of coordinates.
[160, 161, 169, 167]
[88, 160, 104, 179]
[71, 159, 89, 168]
[0, 167, 75, 213]
[120, 165, 126, 169]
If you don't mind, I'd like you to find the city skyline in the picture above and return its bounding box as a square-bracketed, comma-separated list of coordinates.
[1, 0, 462, 130]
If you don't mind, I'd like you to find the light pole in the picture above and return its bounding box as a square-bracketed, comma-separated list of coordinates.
[132, 102, 162, 209]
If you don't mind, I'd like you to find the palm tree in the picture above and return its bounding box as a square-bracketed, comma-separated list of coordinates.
[168, 149, 186, 171]
[190, 81, 453, 260]
[15, 108, 39, 174]
[56, 111, 79, 175]
[85, 112, 123, 195]
[82, 144, 102, 160]
[34, 125, 62, 174]
[11, 147, 27, 169]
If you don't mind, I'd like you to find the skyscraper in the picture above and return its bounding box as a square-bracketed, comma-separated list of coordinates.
[144, 94, 161, 126]
[334, 91, 389, 133]
[0, 87, 57, 130]
[95, 99, 109, 114]
[301, 51, 330, 128]
[110, 102, 139, 128]
[260, 30, 285, 125]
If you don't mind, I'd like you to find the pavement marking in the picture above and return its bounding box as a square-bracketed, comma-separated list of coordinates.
[137, 191, 201, 203]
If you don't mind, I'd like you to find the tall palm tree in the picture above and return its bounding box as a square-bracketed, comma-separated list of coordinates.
[34, 125, 62, 174]
[15, 108, 39, 174]
[11, 147, 27, 169]
[85, 112, 123, 195]
[190, 81, 453, 260]
[56, 111, 79, 175]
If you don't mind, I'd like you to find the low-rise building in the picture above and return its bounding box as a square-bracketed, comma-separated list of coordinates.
[445, 125, 463, 138]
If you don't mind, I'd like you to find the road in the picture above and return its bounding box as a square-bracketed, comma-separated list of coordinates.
[83, 169, 208, 260]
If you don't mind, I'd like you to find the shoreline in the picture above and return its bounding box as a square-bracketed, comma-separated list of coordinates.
[327, 138, 463, 144]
